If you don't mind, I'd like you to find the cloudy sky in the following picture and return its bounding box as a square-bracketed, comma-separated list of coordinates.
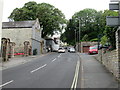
[2, 0, 111, 22]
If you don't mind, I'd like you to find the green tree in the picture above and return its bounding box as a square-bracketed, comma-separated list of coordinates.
[61, 19, 75, 45]
[102, 10, 118, 49]
[100, 35, 108, 45]
[82, 34, 88, 41]
[9, 1, 66, 38]
[61, 8, 101, 45]
[61, 8, 118, 49]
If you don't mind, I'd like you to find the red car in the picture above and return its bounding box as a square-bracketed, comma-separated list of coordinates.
[88, 46, 98, 54]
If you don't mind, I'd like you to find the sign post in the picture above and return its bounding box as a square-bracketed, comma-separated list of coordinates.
[106, 0, 120, 26]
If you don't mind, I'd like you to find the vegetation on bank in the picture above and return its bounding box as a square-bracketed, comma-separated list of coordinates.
[61, 9, 118, 49]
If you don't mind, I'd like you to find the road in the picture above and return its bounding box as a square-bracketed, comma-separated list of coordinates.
[2, 52, 81, 89]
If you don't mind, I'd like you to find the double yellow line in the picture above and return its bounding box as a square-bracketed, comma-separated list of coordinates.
[71, 60, 80, 90]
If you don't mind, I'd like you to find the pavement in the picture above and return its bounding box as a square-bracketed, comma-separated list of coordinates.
[0, 54, 47, 70]
[79, 53, 120, 88]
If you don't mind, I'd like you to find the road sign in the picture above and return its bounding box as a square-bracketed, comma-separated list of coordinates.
[110, 0, 120, 2]
[109, 3, 119, 10]
[106, 16, 120, 26]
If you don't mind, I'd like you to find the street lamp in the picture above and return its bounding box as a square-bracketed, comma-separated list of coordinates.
[74, 17, 81, 52]
[75, 29, 76, 45]
[78, 17, 81, 52]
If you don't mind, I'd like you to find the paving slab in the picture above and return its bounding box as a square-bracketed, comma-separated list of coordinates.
[79, 53, 120, 88]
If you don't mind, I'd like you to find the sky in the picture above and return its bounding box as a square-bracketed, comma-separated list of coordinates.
[2, 0, 111, 22]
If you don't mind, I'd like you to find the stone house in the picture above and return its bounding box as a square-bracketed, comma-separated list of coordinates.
[2, 19, 45, 58]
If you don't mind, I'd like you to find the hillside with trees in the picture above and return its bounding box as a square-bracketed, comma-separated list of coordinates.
[61, 8, 118, 49]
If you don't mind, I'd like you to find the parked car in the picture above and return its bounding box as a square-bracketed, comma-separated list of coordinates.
[69, 47, 76, 53]
[68, 47, 70, 52]
[58, 47, 65, 53]
[88, 46, 98, 54]
[68, 47, 73, 52]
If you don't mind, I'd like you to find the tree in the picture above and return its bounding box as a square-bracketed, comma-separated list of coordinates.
[61, 8, 118, 49]
[82, 34, 88, 41]
[61, 19, 76, 45]
[101, 10, 118, 49]
[9, 1, 66, 38]
[61, 8, 101, 45]
[100, 35, 108, 45]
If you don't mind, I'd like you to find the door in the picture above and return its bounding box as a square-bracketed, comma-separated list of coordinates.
[83, 46, 90, 53]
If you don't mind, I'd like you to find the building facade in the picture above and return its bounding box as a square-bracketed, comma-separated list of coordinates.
[2, 19, 44, 58]
[80, 42, 98, 53]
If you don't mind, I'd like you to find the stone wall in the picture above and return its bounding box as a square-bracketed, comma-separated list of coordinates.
[116, 28, 120, 81]
[2, 28, 32, 53]
[116, 28, 120, 59]
[96, 50, 119, 80]
[96, 29, 120, 81]
[31, 19, 41, 55]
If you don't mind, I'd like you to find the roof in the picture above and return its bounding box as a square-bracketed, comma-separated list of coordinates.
[81, 41, 98, 46]
[2, 20, 36, 28]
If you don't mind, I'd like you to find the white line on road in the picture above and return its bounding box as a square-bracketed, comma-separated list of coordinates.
[0, 80, 13, 88]
[52, 58, 56, 62]
[58, 54, 61, 57]
[31, 64, 47, 73]
[71, 62, 78, 89]
[74, 60, 80, 89]
[71, 60, 80, 90]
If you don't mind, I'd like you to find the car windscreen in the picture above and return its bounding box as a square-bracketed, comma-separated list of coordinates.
[89, 47, 97, 49]
[70, 48, 75, 50]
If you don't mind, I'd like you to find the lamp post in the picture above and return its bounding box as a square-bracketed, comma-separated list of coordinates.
[75, 17, 81, 52]
[78, 17, 81, 52]
[75, 29, 76, 45]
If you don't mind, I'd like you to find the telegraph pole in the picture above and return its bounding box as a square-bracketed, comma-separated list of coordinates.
[78, 17, 81, 52]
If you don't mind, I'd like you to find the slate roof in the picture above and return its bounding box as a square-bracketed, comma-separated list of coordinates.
[2, 20, 36, 28]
